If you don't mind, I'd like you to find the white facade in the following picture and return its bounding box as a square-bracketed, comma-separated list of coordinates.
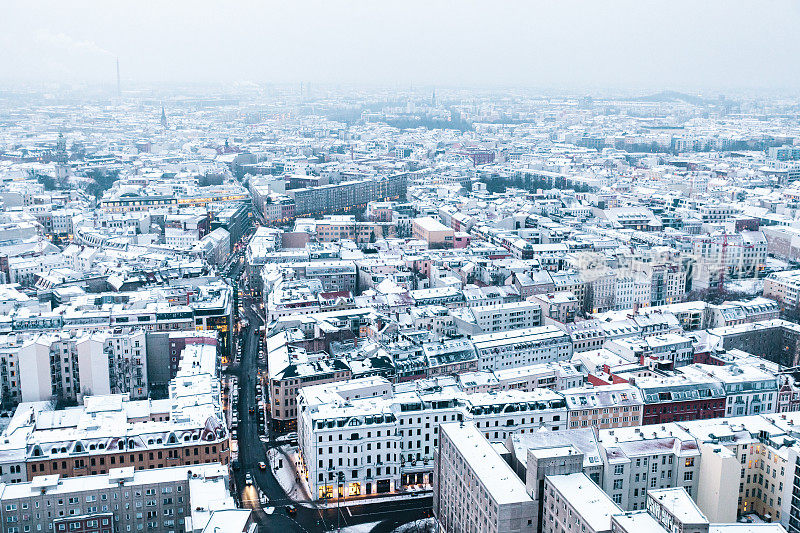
[298, 378, 567, 500]
[472, 325, 573, 371]
[468, 301, 542, 334]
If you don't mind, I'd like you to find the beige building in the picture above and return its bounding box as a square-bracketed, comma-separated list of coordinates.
[696, 442, 740, 523]
[563, 383, 644, 430]
[532, 291, 580, 324]
[412, 217, 454, 248]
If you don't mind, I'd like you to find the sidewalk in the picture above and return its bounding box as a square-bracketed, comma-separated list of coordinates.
[267, 444, 313, 504]
[315, 490, 432, 509]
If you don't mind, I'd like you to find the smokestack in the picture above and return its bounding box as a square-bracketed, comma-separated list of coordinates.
[116, 57, 121, 104]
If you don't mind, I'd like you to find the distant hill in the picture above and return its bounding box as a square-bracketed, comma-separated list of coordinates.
[627, 90, 709, 106]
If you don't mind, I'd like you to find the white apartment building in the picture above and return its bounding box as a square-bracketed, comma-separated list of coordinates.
[297, 377, 567, 500]
[763, 271, 800, 309]
[679, 364, 778, 417]
[563, 384, 644, 430]
[7, 255, 67, 287]
[605, 333, 694, 368]
[699, 205, 739, 223]
[457, 301, 543, 336]
[472, 326, 573, 371]
[614, 275, 651, 311]
[434, 422, 536, 533]
[597, 424, 701, 510]
[457, 361, 583, 394]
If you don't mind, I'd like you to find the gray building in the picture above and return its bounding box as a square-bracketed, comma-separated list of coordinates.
[434, 422, 536, 533]
[0, 464, 247, 533]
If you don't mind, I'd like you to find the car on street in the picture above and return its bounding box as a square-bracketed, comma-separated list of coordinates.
[285, 505, 296, 516]
[258, 461, 266, 470]
[245, 472, 253, 485]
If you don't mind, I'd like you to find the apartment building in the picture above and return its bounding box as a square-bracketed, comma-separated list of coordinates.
[532, 291, 580, 324]
[708, 320, 800, 369]
[563, 384, 644, 430]
[267, 331, 352, 431]
[678, 415, 793, 524]
[16, 329, 149, 405]
[550, 271, 587, 307]
[597, 423, 701, 510]
[312, 216, 394, 244]
[679, 364, 778, 417]
[472, 326, 573, 371]
[287, 261, 358, 293]
[606, 334, 694, 368]
[543, 473, 621, 533]
[297, 377, 567, 500]
[0, 338, 228, 481]
[638, 373, 726, 425]
[452, 300, 542, 336]
[434, 422, 536, 533]
[286, 174, 407, 217]
[0, 464, 248, 533]
[412, 217, 454, 248]
[266, 278, 355, 323]
[457, 362, 583, 394]
[764, 271, 800, 309]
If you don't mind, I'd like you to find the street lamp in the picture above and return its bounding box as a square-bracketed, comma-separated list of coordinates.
[336, 471, 345, 533]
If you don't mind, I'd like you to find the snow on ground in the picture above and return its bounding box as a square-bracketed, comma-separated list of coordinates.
[391, 518, 436, 533]
[267, 444, 312, 503]
[326, 522, 379, 533]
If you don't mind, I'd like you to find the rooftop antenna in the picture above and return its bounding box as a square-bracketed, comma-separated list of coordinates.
[116, 57, 121, 104]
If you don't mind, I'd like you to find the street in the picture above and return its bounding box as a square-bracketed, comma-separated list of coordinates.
[227, 254, 432, 532]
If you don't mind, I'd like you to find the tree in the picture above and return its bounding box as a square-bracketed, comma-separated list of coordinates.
[84, 169, 120, 198]
[29, 170, 58, 191]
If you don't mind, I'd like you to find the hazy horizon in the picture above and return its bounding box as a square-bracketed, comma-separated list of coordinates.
[2, 0, 800, 93]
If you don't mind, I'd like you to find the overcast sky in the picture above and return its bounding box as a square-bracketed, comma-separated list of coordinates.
[2, 0, 799, 93]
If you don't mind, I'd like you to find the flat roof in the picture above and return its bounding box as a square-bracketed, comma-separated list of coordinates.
[547, 473, 620, 533]
[440, 422, 532, 506]
[648, 488, 707, 525]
